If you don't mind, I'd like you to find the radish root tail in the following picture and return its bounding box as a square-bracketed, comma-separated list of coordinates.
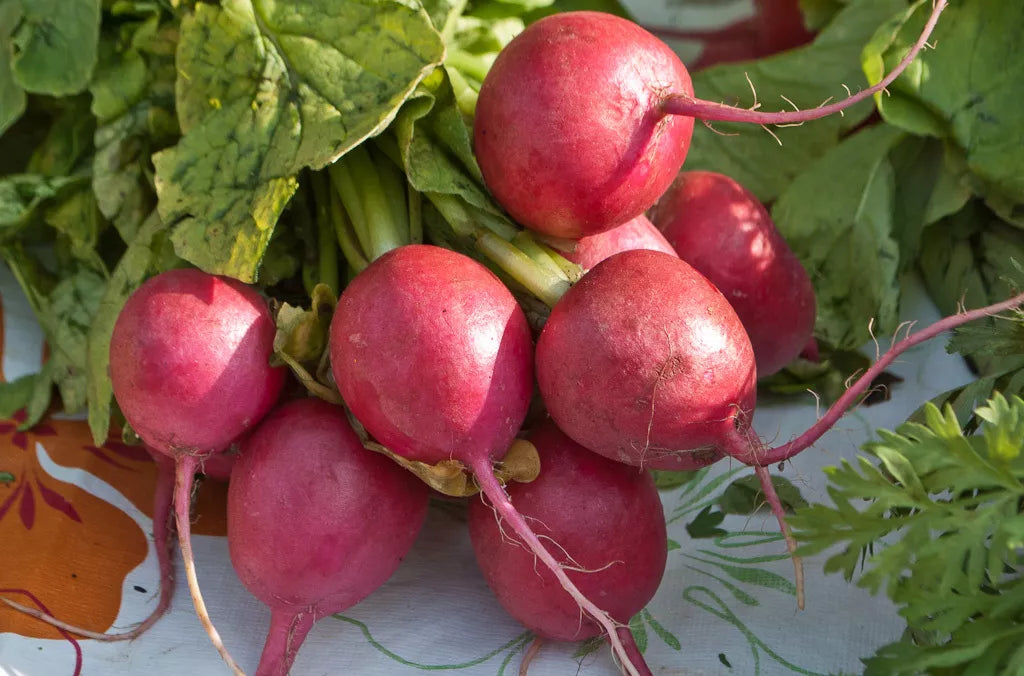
[175, 456, 245, 676]
[754, 465, 804, 610]
[661, 0, 948, 125]
[518, 636, 545, 676]
[471, 459, 647, 676]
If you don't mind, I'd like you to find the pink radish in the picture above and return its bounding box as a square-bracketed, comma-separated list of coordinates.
[473, 4, 947, 238]
[228, 398, 429, 676]
[109, 268, 286, 674]
[563, 214, 677, 271]
[329, 244, 650, 675]
[536, 248, 1024, 606]
[649, 171, 816, 376]
[469, 421, 665, 671]
[536, 249, 754, 471]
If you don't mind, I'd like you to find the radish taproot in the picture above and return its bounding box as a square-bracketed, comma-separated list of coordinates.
[648, 170, 816, 376]
[109, 268, 286, 674]
[473, 4, 947, 238]
[329, 244, 650, 675]
[469, 421, 665, 672]
[228, 398, 429, 676]
[563, 214, 677, 271]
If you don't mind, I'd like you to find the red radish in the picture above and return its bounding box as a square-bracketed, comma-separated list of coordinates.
[649, 171, 816, 376]
[110, 268, 286, 674]
[537, 246, 1024, 607]
[536, 249, 754, 471]
[469, 421, 665, 668]
[329, 244, 649, 675]
[473, 5, 947, 238]
[228, 398, 429, 676]
[563, 214, 677, 271]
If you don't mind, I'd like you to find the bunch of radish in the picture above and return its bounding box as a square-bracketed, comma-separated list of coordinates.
[20, 3, 1024, 675]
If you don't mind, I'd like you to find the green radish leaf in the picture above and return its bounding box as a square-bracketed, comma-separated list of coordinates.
[0, 174, 87, 242]
[9, 0, 102, 96]
[772, 123, 906, 349]
[86, 211, 166, 445]
[391, 69, 501, 215]
[90, 18, 179, 242]
[918, 202, 1024, 377]
[0, 2, 27, 135]
[862, 0, 1024, 226]
[22, 359, 55, 431]
[153, 0, 445, 283]
[47, 267, 107, 415]
[888, 136, 973, 271]
[45, 187, 107, 272]
[0, 374, 38, 419]
[684, 0, 906, 203]
[25, 96, 96, 179]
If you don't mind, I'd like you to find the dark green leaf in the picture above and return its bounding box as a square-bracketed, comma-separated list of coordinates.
[0, 471, 13, 484]
[0, 2, 27, 135]
[47, 267, 107, 414]
[918, 201, 1024, 375]
[153, 0, 445, 283]
[0, 174, 86, 242]
[0, 373, 37, 418]
[772, 123, 905, 349]
[86, 211, 165, 444]
[9, 0, 102, 96]
[865, 0, 1024, 226]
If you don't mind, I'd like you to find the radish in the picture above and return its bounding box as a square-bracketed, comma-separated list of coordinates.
[536, 247, 1024, 606]
[473, 4, 947, 238]
[329, 244, 650, 675]
[468, 421, 665, 672]
[563, 214, 676, 272]
[109, 268, 286, 674]
[227, 398, 429, 676]
[648, 170, 816, 376]
[536, 249, 754, 471]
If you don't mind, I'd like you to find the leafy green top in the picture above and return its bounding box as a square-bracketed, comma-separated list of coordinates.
[790, 393, 1024, 674]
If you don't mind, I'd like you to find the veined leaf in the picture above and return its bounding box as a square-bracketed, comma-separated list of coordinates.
[153, 0, 445, 282]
